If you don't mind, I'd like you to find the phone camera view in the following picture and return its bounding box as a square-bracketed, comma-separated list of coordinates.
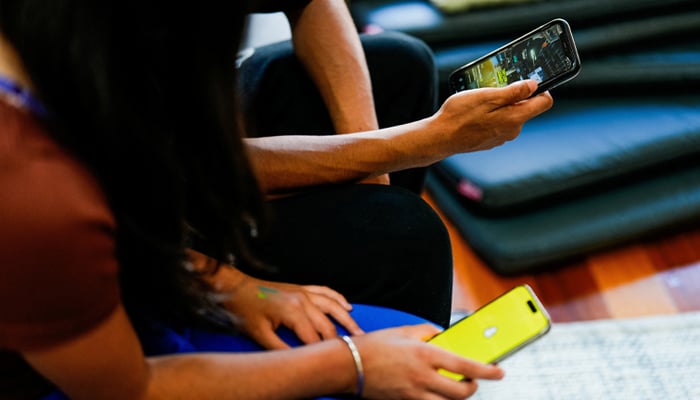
[452, 23, 574, 91]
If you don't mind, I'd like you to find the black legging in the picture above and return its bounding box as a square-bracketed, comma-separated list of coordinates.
[236, 32, 454, 327]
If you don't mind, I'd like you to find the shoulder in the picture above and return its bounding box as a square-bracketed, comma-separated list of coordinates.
[0, 101, 115, 248]
[0, 102, 120, 350]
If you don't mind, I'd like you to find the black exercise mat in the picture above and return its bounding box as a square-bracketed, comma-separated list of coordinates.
[426, 161, 700, 274]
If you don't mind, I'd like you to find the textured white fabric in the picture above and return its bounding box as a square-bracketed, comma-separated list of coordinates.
[472, 312, 700, 399]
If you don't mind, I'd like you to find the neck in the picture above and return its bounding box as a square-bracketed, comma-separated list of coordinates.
[0, 33, 34, 90]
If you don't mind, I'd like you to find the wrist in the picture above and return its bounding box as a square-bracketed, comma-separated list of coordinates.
[338, 335, 364, 397]
[208, 265, 250, 294]
[420, 115, 454, 163]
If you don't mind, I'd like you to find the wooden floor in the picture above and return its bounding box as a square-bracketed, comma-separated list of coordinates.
[424, 194, 700, 323]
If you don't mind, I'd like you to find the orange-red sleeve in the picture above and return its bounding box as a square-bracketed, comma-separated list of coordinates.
[0, 104, 120, 350]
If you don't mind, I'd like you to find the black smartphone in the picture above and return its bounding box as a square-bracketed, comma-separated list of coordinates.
[448, 18, 581, 96]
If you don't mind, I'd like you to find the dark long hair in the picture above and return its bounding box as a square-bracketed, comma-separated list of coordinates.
[0, 1, 264, 326]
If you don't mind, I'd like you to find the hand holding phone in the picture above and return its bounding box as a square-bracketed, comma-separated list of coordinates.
[449, 19, 581, 96]
[427, 285, 551, 380]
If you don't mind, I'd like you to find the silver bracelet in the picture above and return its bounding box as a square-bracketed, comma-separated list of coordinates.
[340, 335, 364, 397]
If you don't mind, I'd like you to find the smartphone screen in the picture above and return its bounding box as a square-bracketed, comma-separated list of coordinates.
[428, 285, 551, 380]
[449, 19, 580, 94]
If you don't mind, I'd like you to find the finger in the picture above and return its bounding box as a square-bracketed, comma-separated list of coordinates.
[413, 391, 451, 400]
[320, 299, 364, 336]
[433, 348, 505, 381]
[509, 89, 554, 120]
[535, 90, 555, 112]
[250, 321, 291, 350]
[489, 79, 538, 107]
[304, 291, 362, 335]
[427, 373, 481, 400]
[358, 173, 391, 186]
[459, 359, 504, 381]
[302, 298, 341, 340]
[303, 285, 353, 310]
[284, 310, 324, 345]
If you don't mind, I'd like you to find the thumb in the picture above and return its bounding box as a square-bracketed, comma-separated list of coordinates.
[494, 79, 538, 106]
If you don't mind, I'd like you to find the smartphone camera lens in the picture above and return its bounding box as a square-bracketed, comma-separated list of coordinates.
[527, 300, 537, 313]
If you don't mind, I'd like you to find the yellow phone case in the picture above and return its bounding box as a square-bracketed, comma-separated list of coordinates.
[428, 284, 551, 380]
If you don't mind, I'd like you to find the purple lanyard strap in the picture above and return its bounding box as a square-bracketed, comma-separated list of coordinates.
[0, 75, 48, 117]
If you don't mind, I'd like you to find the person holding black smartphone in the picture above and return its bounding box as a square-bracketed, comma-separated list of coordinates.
[219, 0, 459, 330]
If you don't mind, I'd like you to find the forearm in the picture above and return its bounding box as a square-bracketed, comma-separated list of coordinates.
[25, 304, 357, 400]
[145, 340, 355, 400]
[246, 118, 442, 193]
[288, 0, 378, 134]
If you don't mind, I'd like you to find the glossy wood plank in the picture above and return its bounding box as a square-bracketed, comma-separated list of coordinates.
[534, 262, 610, 322]
[659, 262, 700, 312]
[587, 246, 677, 318]
[424, 193, 700, 323]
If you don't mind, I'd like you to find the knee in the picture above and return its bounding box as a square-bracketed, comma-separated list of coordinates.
[362, 32, 439, 124]
[362, 31, 436, 81]
[351, 185, 451, 265]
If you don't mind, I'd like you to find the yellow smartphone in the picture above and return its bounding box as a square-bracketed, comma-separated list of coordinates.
[427, 284, 551, 380]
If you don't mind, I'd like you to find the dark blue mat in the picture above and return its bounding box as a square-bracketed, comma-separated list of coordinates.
[427, 160, 700, 274]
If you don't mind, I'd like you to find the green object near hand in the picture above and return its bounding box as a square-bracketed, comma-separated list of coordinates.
[257, 286, 278, 299]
